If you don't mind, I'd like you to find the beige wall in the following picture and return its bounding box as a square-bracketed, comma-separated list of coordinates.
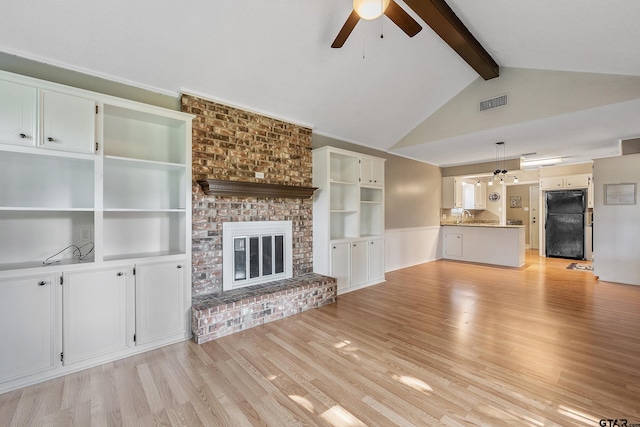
[506, 184, 534, 245]
[394, 67, 640, 150]
[0, 51, 177, 110]
[313, 134, 442, 229]
[539, 162, 593, 178]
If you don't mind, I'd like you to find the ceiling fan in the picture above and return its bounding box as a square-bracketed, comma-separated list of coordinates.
[331, 0, 422, 48]
[331, 0, 500, 81]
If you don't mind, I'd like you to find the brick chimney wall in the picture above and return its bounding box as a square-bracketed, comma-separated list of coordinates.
[181, 94, 314, 295]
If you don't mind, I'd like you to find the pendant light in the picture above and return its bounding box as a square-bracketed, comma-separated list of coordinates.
[493, 142, 507, 182]
[353, 0, 391, 20]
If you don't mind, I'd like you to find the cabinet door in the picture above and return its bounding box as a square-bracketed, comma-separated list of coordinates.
[454, 178, 463, 208]
[135, 261, 186, 345]
[474, 183, 486, 209]
[0, 274, 55, 384]
[0, 79, 37, 147]
[540, 177, 564, 190]
[360, 157, 384, 187]
[442, 176, 455, 209]
[41, 90, 96, 154]
[63, 267, 131, 365]
[445, 233, 463, 257]
[565, 174, 590, 188]
[587, 176, 594, 208]
[368, 238, 385, 283]
[350, 240, 368, 288]
[330, 242, 350, 291]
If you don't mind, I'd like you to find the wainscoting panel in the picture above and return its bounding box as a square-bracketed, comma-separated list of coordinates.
[384, 226, 441, 272]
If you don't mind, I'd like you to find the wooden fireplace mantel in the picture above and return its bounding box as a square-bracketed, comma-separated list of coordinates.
[198, 179, 317, 199]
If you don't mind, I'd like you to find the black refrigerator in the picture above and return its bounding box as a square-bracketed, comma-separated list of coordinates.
[545, 189, 586, 260]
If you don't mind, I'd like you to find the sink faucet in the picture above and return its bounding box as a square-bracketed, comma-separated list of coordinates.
[461, 210, 472, 223]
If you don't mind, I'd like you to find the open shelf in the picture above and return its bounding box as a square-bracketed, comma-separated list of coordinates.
[103, 157, 186, 210]
[0, 210, 95, 268]
[329, 153, 358, 184]
[103, 211, 185, 260]
[0, 151, 94, 210]
[103, 105, 187, 164]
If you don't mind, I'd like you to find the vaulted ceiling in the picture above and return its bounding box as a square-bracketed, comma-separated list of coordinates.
[2, 0, 640, 167]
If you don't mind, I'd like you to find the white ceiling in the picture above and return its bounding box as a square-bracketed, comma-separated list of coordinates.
[2, 0, 640, 167]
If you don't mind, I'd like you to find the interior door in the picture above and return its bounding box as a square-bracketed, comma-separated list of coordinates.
[530, 186, 539, 249]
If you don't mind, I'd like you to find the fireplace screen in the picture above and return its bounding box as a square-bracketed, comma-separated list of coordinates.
[233, 235, 285, 281]
[223, 221, 292, 291]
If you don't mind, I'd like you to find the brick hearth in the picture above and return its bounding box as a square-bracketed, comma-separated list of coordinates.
[191, 273, 336, 344]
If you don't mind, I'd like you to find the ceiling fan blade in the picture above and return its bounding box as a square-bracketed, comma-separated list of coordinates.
[384, 0, 422, 37]
[331, 10, 360, 48]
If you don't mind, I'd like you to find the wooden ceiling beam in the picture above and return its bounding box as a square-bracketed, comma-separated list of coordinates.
[404, 0, 499, 80]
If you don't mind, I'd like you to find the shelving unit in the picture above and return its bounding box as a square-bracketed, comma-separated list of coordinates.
[0, 70, 193, 393]
[313, 146, 385, 294]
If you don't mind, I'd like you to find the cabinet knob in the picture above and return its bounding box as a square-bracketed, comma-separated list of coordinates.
[19, 133, 27, 139]
[117, 272, 124, 276]
[47, 137, 54, 142]
[38, 281, 46, 286]
[177, 265, 183, 269]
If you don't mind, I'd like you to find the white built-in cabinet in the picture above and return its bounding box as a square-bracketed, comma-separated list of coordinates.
[63, 267, 131, 365]
[0, 274, 56, 384]
[360, 156, 384, 187]
[0, 70, 193, 393]
[313, 147, 385, 294]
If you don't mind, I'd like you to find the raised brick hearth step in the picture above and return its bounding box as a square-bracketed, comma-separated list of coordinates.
[191, 273, 337, 344]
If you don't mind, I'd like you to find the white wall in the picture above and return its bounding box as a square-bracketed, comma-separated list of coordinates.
[593, 153, 640, 285]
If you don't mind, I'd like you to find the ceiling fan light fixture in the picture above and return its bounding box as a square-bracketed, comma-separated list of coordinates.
[353, 0, 390, 20]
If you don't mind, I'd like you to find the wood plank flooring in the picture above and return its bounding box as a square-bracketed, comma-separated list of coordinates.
[2, 251, 640, 426]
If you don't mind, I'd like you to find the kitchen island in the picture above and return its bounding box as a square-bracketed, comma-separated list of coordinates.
[441, 224, 526, 267]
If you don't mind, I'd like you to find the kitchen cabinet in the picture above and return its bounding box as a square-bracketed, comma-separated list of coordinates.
[313, 146, 385, 294]
[454, 178, 463, 208]
[0, 274, 56, 384]
[0, 79, 36, 147]
[588, 175, 594, 208]
[442, 176, 455, 209]
[360, 156, 384, 187]
[445, 233, 463, 257]
[474, 182, 487, 209]
[0, 70, 192, 394]
[63, 267, 131, 365]
[135, 261, 186, 346]
[41, 90, 96, 154]
[540, 174, 591, 190]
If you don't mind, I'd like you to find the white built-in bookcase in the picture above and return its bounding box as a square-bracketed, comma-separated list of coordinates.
[313, 146, 385, 294]
[0, 70, 193, 394]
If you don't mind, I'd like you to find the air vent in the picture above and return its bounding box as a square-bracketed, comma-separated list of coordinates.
[480, 94, 507, 111]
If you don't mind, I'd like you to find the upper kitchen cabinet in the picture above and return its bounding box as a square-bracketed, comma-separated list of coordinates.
[360, 156, 384, 187]
[540, 174, 591, 190]
[41, 90, 96, 154]
[0, 79, 37, 147]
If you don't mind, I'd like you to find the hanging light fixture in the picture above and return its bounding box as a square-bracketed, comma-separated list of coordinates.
[513, 176, 519, 183]
[476, 180, 481, 187]
[353, 0, 390, 20]
[493, 142, 508, 182]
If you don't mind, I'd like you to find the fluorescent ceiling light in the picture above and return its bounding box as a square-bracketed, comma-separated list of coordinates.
[521, 157, 563, 168]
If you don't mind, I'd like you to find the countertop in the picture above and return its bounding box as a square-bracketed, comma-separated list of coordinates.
[441, 223, 526, 228]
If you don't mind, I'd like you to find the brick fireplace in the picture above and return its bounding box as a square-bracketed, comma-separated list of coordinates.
[181, 94, 336, 343]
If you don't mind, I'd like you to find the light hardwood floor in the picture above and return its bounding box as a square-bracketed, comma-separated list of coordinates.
[2, 251, 640, 426]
